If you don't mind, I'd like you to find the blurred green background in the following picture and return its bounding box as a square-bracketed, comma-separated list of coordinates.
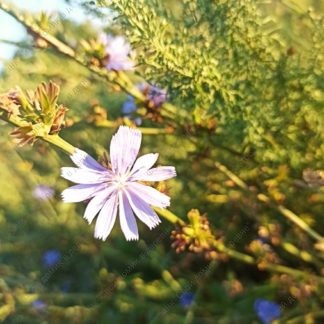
[0, 0, 323, 323]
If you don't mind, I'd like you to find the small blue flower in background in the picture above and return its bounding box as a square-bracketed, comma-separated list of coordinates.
[254, 298, 281, 324]
[121, 83, 167, 125]
[42, 249, 61, 268]
[179, 292, 194, 308]
[32, 299, 47, 311]
[122, 95, 137, 115]
[32, 185, 54, 200]
[121, 95, 141, 125]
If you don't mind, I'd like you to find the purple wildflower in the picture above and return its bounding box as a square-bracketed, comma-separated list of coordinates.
[254, 299, 281, 324]
[32, 185, 54, 200]
[100, 34, 134, 71]
[32, 299, 47, 311]
[121, 84, 166, 124]
[179, 292, 194, 308]
[61, 126, 176, 241]
[137, 83, 167, 108]
[42, 249, 61, 268]
[146, 85, 167, 108]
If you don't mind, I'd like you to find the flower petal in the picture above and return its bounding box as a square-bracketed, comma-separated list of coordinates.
[130, 153, 159, 175]
[70, 148, 107, 172]
[127, 182, 170, 208]
[94, 193, 118, 241]
[61, 167, 112, 184]
[61, 184, 106, 203]
[124, 189, 161, 229]
[119, 191, 139, 241]
[84, 186, 116, 224]
[131, 166, 176, 182]
[110, 126, 141, 174]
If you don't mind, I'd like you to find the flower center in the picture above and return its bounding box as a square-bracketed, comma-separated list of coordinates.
[113, 173, 129, 190]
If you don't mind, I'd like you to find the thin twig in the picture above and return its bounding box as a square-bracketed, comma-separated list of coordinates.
[215, 161, 324, 243]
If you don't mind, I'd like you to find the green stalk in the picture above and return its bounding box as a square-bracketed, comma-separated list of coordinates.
[154, 207, 185, 226]
[213, 241, 255, 264]
[215, 162, 324, 243]
[286, 311, 324, 324]
[43, 134, 75, 155]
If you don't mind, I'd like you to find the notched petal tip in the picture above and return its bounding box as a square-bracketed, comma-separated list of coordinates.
[146, 216, 161, 230]
[115, 126, 142, 142]
[126, 235, 139, 241]
[61, 190, 70, 203]
[94, 233, 107, 241]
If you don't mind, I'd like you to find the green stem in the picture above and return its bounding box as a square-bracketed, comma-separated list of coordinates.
[281, 242, 320, 265]
[43, 134, 75, 154]
[277, 204, 323, 242]
[286, 311, 324, 324]
[154, 207, 185, 226]
[258, 193, 324, 243]
[214, 241, 255, 264]
[214, 161, 248, 190]
[215, 162, 324, 243]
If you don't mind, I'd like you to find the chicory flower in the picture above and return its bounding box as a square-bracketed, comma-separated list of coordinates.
[61, 126, 176, 241]
[101, 34, 134, 71]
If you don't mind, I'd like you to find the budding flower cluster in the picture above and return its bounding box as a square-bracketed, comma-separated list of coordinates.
[0, 81, 68, 146]
[247, 239, 280, 269]
[170, 209, 225, 260]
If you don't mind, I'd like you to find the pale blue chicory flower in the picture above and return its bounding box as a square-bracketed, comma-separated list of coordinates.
[254, 298, 281, 324]
[100, 34, 134, 71]
[61, 126, 176, 241]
